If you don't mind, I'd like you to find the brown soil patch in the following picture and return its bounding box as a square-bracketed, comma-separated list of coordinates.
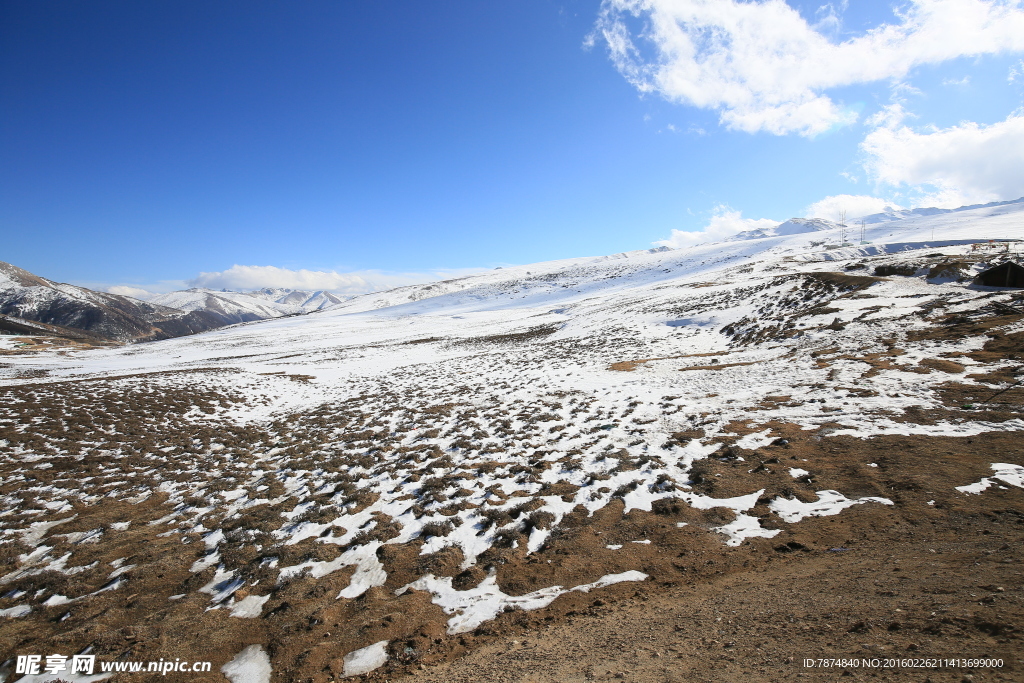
[403, 525, 1022, 683]
[919, 358, 966, 374]
[678, 361, 757, 372]
[609, 352, 738, 372]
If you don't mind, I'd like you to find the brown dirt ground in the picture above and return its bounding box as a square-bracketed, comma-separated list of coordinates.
[2, 307, 1024, 682]
[3, 428, 1022, 682]
[398, 436, 1024, 683]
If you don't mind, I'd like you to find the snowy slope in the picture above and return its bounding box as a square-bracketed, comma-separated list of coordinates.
[6, 197, 1023, 373]
[318, 198, 1024, 319]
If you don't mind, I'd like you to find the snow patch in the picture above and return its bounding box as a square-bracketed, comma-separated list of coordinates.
[277, 541, 386, 599]
[342, 640, 389, 677]
[0, 604, 31, 618]
[230, 594, 271, 618]
[398, 570, 648, 634]
[713, 513, 781, 546]
[221, 645, 272, 683]
[956, 463, 1024, 494]
[770, 490, 893, 523]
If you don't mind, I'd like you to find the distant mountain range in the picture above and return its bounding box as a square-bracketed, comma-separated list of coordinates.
[149, 287, 345, 324]
[859, 196, 1024, 224]
[0, 261, 346, 344]
[0, 261, 230, 343]
[728, 197, 1024, 242]
[5, 197, 1021, 345]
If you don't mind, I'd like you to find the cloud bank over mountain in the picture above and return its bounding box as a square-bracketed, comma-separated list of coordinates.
[655, 206, 780, 247]
[98, 265, 493, 300]
[188, 265, 375, 294]
[860, 113, 1024, 208]
[804, 195, 897, 223]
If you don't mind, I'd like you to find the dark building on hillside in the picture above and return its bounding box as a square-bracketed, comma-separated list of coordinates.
[975, 261, 1024, 288]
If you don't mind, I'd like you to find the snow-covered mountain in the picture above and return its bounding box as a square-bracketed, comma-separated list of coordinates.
[729, 217, 835, 240]
[733, 197, 1024, 240]
[0, 262, 350, 343]
[0, 261, 227, 342]
[149, 287, 345, 324]
[245, 287, 346, 311]
[859, 196, 1024, 225]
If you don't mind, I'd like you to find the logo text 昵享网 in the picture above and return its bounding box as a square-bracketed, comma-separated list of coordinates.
[15, 654, 213, 676]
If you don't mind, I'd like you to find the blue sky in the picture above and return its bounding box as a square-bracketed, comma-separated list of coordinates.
[2, 0, 1022, 295]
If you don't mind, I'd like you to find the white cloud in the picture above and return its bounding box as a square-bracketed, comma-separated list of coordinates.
[94, 265, 490, 301]
[861, 113, 1024, 206]
[186, 264, 490, 295]
[864, 103, 912, 129]
[106, 285, 161, 300]
[189, 265, 373, 293]
[591, 0, 1024, 136]
[85, 279, 189, 299]
[804, 194, 900, 222]
[655, 206, 779, 247]
[1010, 59, 1024, 82]
[813, 1, 848, 35]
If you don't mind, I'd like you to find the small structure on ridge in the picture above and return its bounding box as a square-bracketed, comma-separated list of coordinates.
[974, 261, 1024, 288]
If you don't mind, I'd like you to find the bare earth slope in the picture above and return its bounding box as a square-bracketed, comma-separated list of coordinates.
[1, 202, 1023, 682]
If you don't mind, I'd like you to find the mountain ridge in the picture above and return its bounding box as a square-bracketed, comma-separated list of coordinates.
[4, 197, 1022, 343]
[0, 261, 232, 343]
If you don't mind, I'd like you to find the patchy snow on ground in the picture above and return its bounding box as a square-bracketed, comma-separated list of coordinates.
[770, 491, 895, 523]
[713, 514, 781, 546]
[1, 198, 1022, 645]
[956, 463, 1024, 494]
[399, 570, 649, 634]
[0, 336, 31, 351]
